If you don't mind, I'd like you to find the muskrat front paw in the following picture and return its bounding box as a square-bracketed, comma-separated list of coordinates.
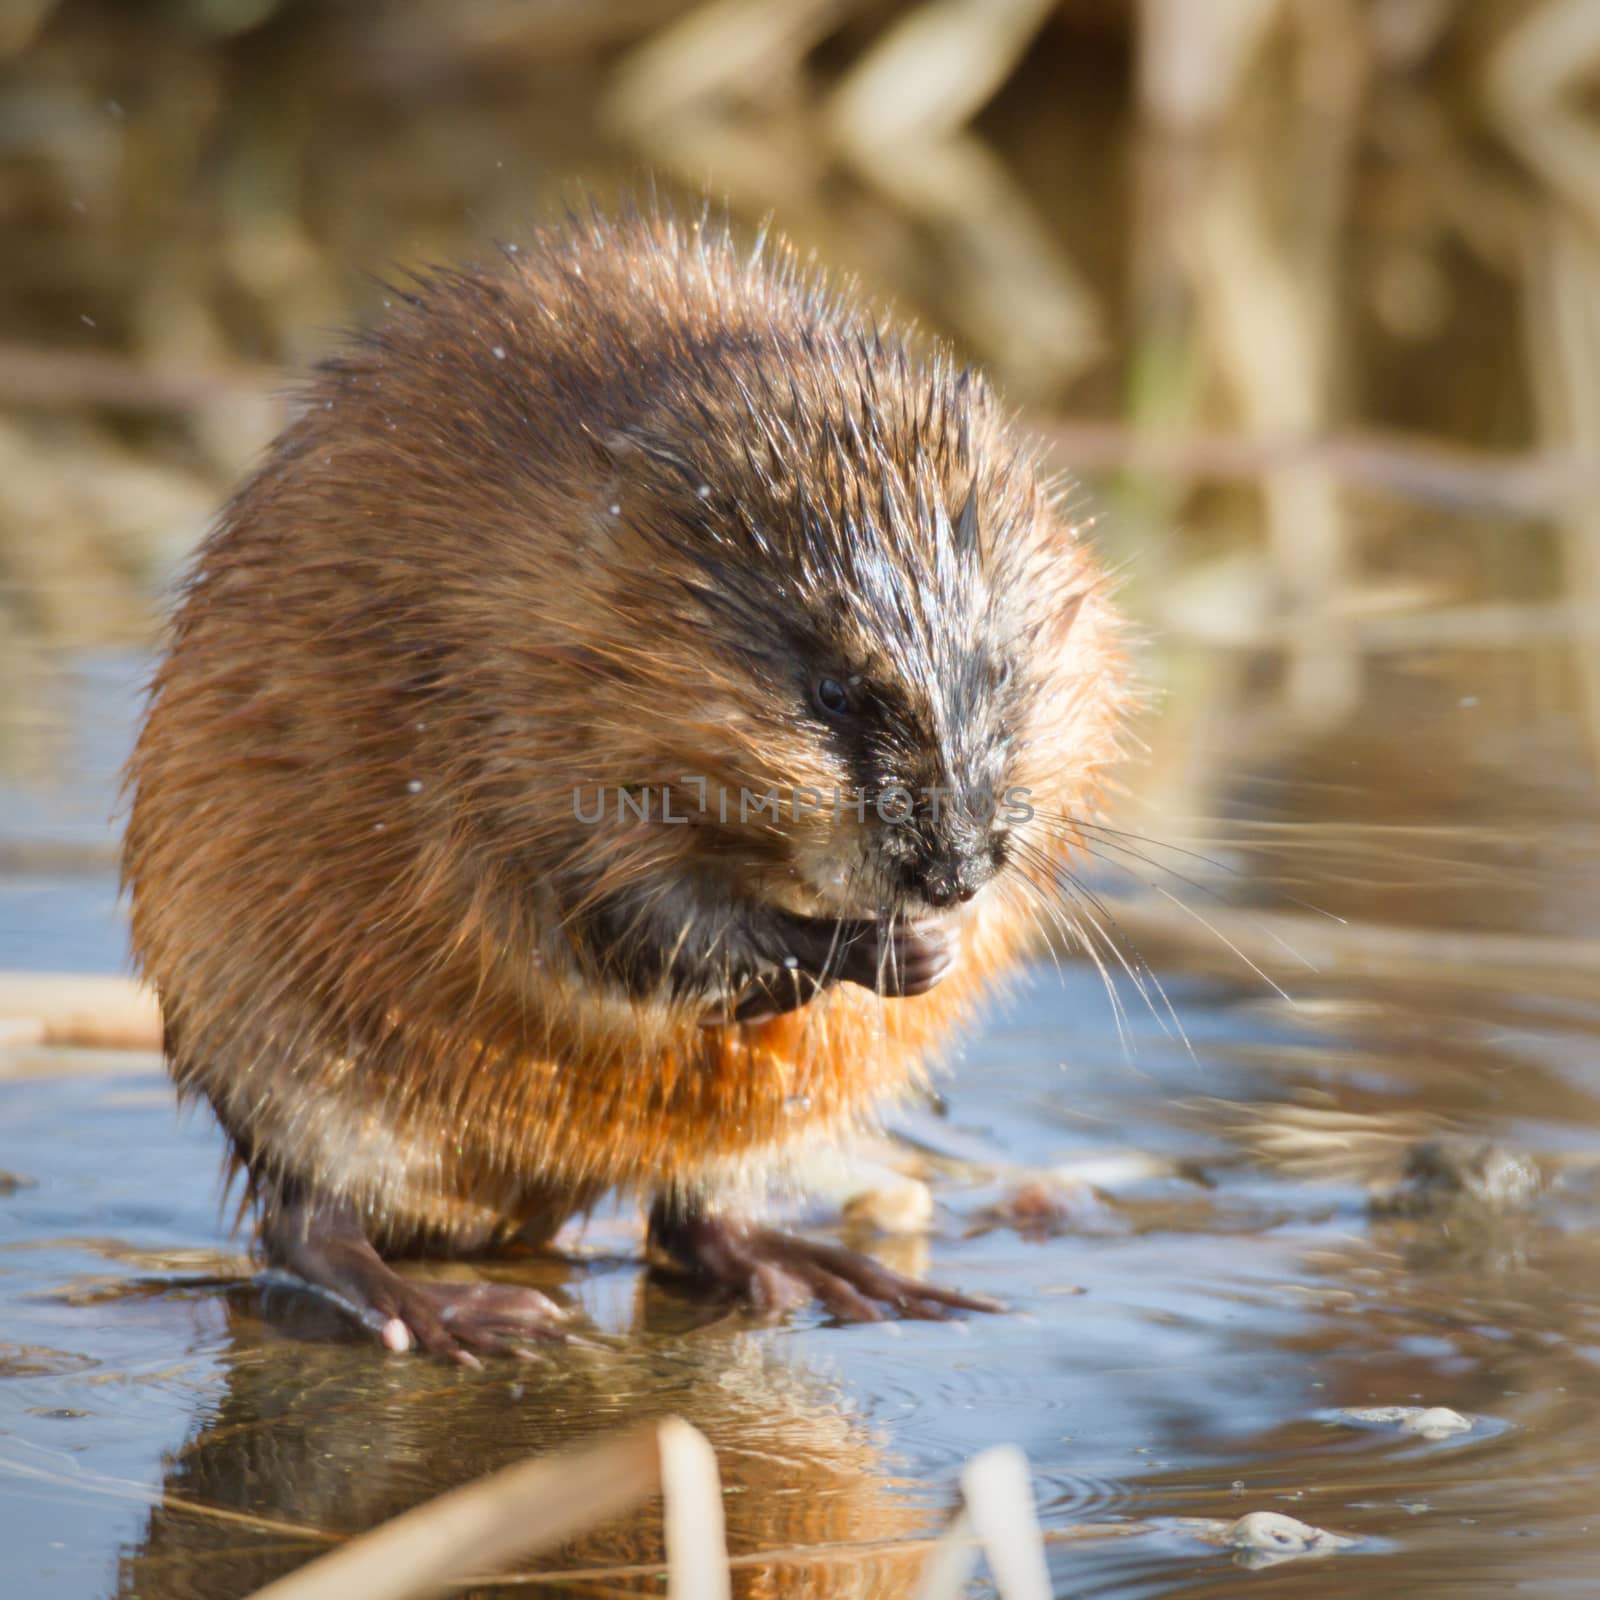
[263, 1197, 569, 1365]
[765, 912, 960, 999]
[705, 915, 958, 1024]
[871, 921, 960, 997]
[369, 1278, 570, 1365]
[648, 1206, 1000, 1323]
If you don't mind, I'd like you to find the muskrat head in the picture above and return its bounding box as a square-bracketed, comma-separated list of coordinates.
[752, 482, 1025, 920]
[602, 357, 1098, 931]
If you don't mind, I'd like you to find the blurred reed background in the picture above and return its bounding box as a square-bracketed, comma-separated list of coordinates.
[1, 0, 1597, 930]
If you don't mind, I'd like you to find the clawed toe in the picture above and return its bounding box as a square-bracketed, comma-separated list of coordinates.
[648, 1204, 1000, 1325]
[388, 1279, 569, 1363]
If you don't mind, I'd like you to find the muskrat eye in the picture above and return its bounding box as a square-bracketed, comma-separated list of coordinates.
[813, 676, 853, 720]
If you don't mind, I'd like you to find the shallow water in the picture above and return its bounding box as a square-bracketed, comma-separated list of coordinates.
[3, 634, 1599, 1598]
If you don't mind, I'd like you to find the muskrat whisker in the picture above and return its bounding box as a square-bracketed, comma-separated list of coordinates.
[997, 875, 1068, 990]
[1060, 873, 1192, 1056]
[1011, 833, 1192, 1055]
[1026, 809, 1325, 983]
[1003, 858, 1134, 1059]
[1152, 884, 1303, 999]
[1036, 889, 1132, 1060]
[1040, 807, 1343, 925]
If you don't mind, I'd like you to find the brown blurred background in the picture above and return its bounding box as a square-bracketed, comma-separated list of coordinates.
[2, 0, 1598, 931]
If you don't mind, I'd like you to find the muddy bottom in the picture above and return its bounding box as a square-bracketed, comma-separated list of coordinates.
[3, 643, 1600, 1598]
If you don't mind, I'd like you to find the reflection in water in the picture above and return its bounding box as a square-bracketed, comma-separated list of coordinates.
[117, 1299, 933, 1600]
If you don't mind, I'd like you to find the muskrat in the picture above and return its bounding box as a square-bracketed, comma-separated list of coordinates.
[123, 207, 1125, 1360]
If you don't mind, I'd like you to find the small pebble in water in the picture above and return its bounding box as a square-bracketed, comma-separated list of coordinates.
[1407, 1406, 1474, 1438]
[1227, 1511, 1356, 1562]
[1184, 1504, 1356, 1568]
[1175, 1510, 1358, 1569]
[841, 1178, 934, 1235]
[1370, 1138, 1542, 1218]
[979, 1174, 1107, 1239]
[1337, 1405, 1475, 1439]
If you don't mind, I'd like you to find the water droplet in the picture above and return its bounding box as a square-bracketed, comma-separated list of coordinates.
[372, 822, 386, 832]
[608, 503, 621, 516]
[492, 345, 506, 360]
[406, 779, 423, 794]
[80, 314, 96, 328]
[782, 955, 799, 969]
[696, 484, 712, 499]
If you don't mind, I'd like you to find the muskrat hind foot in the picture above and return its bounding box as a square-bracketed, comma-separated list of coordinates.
[262, 1196, 569, 1366]
[647, 1199, 1001, 1323]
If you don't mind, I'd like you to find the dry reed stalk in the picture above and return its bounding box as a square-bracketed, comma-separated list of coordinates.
[1487, 0, 1600, 241]
[1132, 0, 1381, 729]
[244, 1417, 728, 1600]
[0, 341, 274, 416]
[1519, 206, 1600, 789]
[603, 0, 846, 212]
[1039, 418, 1600, 515]
[824, 0, 1100, 392]
[0, 973, 161, 1053]
[1136, 0, 1284, 131]
[915, 1445, 1053, 1600]
[1180, 123, 1358, 724]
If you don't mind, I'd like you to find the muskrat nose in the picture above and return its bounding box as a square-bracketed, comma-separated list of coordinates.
[919, 856, 990, 908]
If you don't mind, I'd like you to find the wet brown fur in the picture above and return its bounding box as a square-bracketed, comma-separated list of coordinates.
[122, 207, 1125, 1255]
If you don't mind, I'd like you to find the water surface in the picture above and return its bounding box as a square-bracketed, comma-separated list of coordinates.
[3, 633, 1598, 1598]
